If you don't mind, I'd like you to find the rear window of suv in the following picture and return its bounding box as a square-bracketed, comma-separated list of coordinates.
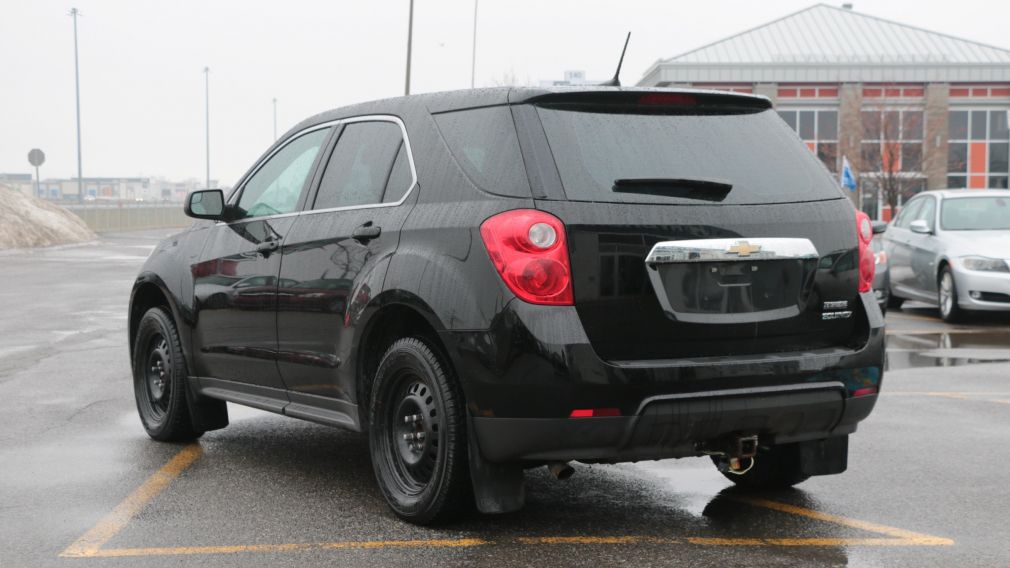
[535, 105, 844, 205]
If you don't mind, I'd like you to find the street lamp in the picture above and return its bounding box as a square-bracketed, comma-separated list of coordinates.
[471, 0, 478, 88]
[204, 67, 210, 190]
[69, 8, 84, 203]
[404, 0, 414, 95]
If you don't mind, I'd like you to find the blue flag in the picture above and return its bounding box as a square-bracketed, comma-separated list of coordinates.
[840, 156, 857, 192]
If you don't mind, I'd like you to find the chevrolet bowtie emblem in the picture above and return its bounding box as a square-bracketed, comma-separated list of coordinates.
[726, 241, 762, 257]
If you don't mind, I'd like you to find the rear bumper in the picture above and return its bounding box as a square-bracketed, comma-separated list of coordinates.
[473, 389, 876, 462]
[444, 291, 885, 463]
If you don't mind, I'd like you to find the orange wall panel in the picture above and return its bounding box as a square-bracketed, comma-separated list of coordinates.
[970, 142, 988, 174]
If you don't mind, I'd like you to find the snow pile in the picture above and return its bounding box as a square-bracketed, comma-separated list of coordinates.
[0, 185, 96, 249]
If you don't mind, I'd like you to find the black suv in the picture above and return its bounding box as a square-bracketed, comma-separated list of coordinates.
[129, 88, 884, 524]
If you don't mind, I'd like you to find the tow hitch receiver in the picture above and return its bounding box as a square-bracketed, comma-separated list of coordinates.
[735, 435, 759, 459]
[707, 434, 759, 474]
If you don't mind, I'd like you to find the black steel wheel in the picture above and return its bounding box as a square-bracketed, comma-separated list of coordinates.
[132, 307, 202, 442]
[369, 337, 470, 524]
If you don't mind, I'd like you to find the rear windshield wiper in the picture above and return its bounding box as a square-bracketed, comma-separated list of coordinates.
[612, 177, 733, 202]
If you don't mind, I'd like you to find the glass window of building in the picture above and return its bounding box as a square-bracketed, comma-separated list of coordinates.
[778, 109, 839, 172]
[860, 108, 926, 200]
[948, 110, 1010, 189]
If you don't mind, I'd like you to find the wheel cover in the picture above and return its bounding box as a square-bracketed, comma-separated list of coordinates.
[940, 272, 954, 317]
[141, 334, 172, 421]
[380, 372, 442, 495]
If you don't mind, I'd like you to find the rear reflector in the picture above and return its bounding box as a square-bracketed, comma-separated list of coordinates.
[569, 408, 621, 418]
[852, 386, 878, 397]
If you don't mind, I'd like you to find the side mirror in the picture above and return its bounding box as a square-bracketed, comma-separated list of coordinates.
[871, 220, 887, 235]
[909, 219, 932, 235]
[185, 189, 227, 220]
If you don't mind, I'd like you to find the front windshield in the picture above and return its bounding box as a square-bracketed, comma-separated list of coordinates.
[941, 196, 1010, 230]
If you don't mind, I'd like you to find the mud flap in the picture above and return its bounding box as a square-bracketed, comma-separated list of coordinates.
[468, 415, 525, 514]
[186, 376, 229, 432]
[799, 435, 848, 476]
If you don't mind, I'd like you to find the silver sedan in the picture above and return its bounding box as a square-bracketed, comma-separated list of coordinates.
[882, 189, 1010, 322]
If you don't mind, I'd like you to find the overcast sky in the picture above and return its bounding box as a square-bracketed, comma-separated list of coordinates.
[3, 0, 1010, 186]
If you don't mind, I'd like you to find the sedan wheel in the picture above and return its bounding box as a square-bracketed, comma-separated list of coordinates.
[938, 268, 962, 323]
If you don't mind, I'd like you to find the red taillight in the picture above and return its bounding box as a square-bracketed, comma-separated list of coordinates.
[569, 408, 621, 418]
[480, 210, 573, 305]
[856, 211, 875, 293]
[638, 93, 697, 106]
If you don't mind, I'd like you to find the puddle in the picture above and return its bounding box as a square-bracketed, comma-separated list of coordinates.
[887, 332, 1010, 370]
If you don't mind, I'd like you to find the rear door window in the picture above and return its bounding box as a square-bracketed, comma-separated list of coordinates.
[535, 106, 843, 205]
[383, 143, 413, 203]
[313, 121, 405, 210]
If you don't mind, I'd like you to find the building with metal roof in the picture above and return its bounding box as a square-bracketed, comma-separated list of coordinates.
[638, 3, 1010, 218]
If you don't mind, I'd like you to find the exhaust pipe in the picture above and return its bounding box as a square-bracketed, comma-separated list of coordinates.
[548, 461, 574, 480]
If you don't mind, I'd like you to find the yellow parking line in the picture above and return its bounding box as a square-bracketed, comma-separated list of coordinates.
[885, 327, 1010, 335]
[887, 312, 940, 323]
[87, 539, 489, 558]
[731, 497, 953, 546]
[518, 536, 654, 545]
[887, 392, 1010, 406]
[60, 443, 953, 558]
[61, 443, 203, 558]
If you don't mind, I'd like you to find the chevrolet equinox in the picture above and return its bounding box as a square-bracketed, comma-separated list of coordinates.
[129, 87, 885, 524]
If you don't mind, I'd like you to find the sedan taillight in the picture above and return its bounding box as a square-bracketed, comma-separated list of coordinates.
[479, 209, 573, 305]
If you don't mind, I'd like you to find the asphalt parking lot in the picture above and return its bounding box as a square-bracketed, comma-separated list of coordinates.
[2, 229, 1009, 567]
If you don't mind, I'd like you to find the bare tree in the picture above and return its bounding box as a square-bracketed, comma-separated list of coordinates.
[852, 103, 930, 216]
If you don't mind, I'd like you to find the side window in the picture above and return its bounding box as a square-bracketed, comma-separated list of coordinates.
[383, 143, 413, 203]
[313, 121, 406, 210]
[917, 197, 936, 231]
[236, 128, 329, 219]
[433, 106, 532, 198]
[895, 199, 922, 229]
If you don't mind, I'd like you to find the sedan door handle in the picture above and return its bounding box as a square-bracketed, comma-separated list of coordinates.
[352, 223, 381, 242]
[256, 239, 280, 255]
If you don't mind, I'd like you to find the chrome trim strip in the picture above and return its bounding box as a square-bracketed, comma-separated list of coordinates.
[644, 237, 819, 324]
[645, 238, 819, 264]
[219, 114, 418, 225]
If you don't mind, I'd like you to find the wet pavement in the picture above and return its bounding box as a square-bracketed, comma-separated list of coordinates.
[2, 229, 1009, 567]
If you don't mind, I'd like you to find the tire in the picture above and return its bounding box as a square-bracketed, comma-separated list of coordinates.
[132, 307, 202, 442]
[713, 443, 810, 490]
[938, 267, 963, 323]
[368, 337, 471, 524]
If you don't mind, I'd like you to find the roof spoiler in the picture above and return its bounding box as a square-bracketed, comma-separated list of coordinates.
[523, 90, 772, 113]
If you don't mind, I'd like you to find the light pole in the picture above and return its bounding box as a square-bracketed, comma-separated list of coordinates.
[204, 67, 210, 189]
[470, 0, 478, 88]
[404, 0, 414, 95]
[69, 8, 84, 203]
[273, 98, 278, 141]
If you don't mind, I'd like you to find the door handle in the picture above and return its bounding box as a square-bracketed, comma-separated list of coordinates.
[352, 223, 381, 242]
[256, 239, 279, 255]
